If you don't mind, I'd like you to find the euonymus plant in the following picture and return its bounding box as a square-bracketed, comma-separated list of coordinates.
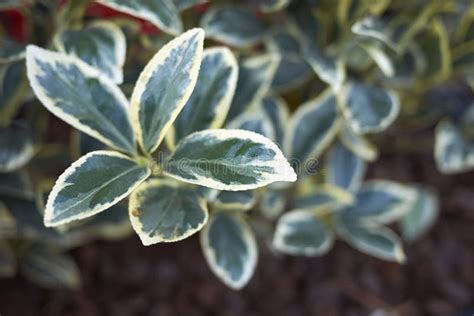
[0, 0, 471, 290]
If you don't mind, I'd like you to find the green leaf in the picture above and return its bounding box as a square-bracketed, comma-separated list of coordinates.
[359, 39, 395, 77]
[0, 123, 36, 172]
[26, 45, 136, 155]
[303, 43, 345, 91]
[284, 89, 341, 165]
[339, 125, 378, 162]
[260, 95, 290, 146]
[200, 6, 266, 48]
[0, 202, 16, 238]
[200, 212, 257, 289]
[97, 0, 182, 35]
[339, 82, 400, 134]
[172, 0, 207, 11]
[351, 16, 395, 49]
[165, 129, 296, 191]
[130, 28, 204, 154]
[226, 54, 279, 123]
[273, 209, 334, 256]
[339, 180, 417, 224]
[0, 171, 33, 199]
[227, 111, 275, 140]
[44, 151, 151, 227]
[0, 62, 28, 126]
[257, 0, 290, 12]
[260, 189, 286, 219]
[326, 141, 366, 192]
[54, 21, 127, 84]
[169, 47, 238, 146]
[129, 179, 208, 245]
[0, 240, 15, 277]
[214, 190, 257, 211]
[336, 221, 405, 263]
[418, 19, 451, 85]
[20, 245, 81, 289]
[0, 38, 26, 63]
[434, 119, 474, 174]
[399, 186, 439, 242]
[294, 183, 354, 210]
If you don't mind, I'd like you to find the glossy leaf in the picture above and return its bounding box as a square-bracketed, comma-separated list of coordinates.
[97, 0, 182, 35]
[260, 189, 286, 219]
[339, 83, 400, 134]
[26, 45, 136, 155]
[303, 43, 345, 91]
[273, 209, 334, 256]
[284, 90, 341, 165]
[351, 16, 394, 49]
[201, 212, 257, 289]
[201, 7, 266, 48]
[226, 54, 279, 123]
[130, 28, 204, 154]
[294, 183, 354, 210]
[326, 141, 366, 192]
[54, 21, 126, 83]
[129, 179, 208, 245]
[434, 119, 474, 174]
[214, 190, 257, 211]
[336, 221, 405, 263]
[165, 129, 296, 191]
[0, 123, 36, 172]
[169, 47, 238, 146]
[44, 151, 151, 227]
[400, 187, 439, 242]
[227, 111, 275, 140]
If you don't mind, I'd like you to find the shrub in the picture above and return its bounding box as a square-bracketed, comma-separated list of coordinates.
[0, 0, 471, 289]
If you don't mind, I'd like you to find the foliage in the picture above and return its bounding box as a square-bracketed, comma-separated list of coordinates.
[0, 0, 470, 289]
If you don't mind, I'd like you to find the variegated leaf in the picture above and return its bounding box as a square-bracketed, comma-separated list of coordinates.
[129, 179, 208, 245]
[0, 123, 36, 172]
[200, 7, 266, 48]
[226, 54, 279, 123]
[294, 183, 354, 210]
[165, 129, 296, 191]
[303, 43, 345, 91]
[260, 189, 286, 219]
[97, 0, 182, 35]
[273, 209, 334, 256]
[44, 151, 151, 227]
[26, 45, 136, 155]
[339, 82, 400, 134]
[399, 186, 439, 242]
[169, 47, 238, 146]
[20, 245, 81, 289]
[130, 28, 204, 154]
[260, 95, 290, 146]
[54, 21, 126, 83]
[326, 141, 366, 192]
[351, 16, 394, 49]
[359, 39, 395, 77]
[336, 221, 405, 263]
[339, 180, 417, 224]
[339, 125, 378, 162]
[434, 119, 474, 174]
[284, 90, 340, 165]
[0, 38, 26, 63]
[226, 111, 275, 140]
[214, 190, 257, 211]
[200, 212, 257, 289]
